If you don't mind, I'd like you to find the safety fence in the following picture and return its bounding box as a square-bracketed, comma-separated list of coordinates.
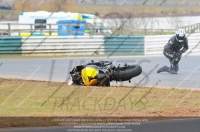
[0, 23, 182, 36]
[1, 22, 200, 37]
[0, 36, 145, 55]
[0, 34, 200, 56]
[0, 36, 22, 54]
[0, 23, 111, 37]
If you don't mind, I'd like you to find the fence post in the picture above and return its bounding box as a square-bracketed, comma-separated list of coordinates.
[8, 23, 11, 36]
[91, 24, 94, 36]
[199, 23, 200, 33]
[69, 24, 72, 35]
[30, 24, 33, 36]
[192, 25, 194, 33]
[49, 24, 52, 36]
[189, 26, 190, 33]
[145, 28, 147, 35]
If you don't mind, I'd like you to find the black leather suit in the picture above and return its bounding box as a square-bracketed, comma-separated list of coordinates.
[163, 35, 189, 71]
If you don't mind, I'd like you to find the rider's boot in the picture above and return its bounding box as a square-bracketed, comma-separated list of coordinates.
[169, 66, 177, 74]
[174, 63, 179, 72]
[169, 59, 177, 74]
[157, 65, 169, 73]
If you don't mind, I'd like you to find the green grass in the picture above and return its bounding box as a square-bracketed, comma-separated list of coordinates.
[0, 78, 199, 117]
[0, 78, 200, 127]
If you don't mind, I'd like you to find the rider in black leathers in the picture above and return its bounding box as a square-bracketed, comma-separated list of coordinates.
[157, 29, 189, 74]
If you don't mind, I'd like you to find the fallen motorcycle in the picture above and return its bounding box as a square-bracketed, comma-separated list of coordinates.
[69, 60, 142, 86]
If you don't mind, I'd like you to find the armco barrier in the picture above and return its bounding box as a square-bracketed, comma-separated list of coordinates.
[0, 36, 22, 54]
[21, 36, 105, 55]
[104, 36, 144, 55]
[145, 33, 200, 55]
[1, 34, 199, 56]
[19, 36, 144, 55]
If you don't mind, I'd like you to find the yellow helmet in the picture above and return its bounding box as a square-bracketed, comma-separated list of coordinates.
[81, 67, 99, 86]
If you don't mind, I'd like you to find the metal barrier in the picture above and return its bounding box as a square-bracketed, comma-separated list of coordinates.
[0, 36, 144, 55]
[0, 23, 111, 36]
[104, 36, 144, 55]
[1, 34, 199, 56]
[183, 23, 200, 34]
[0, 36, 22, 54]
[145, 33, 200, 55]
[21, 36, 106, 55]
[0, 23, 178, 36]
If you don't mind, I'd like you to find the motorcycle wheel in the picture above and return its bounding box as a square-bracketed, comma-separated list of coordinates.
[112, 65, 142, 81]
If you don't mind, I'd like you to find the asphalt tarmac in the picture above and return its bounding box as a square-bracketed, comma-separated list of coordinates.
[1, 118, 200, 132]
[0, 55, 200, 89]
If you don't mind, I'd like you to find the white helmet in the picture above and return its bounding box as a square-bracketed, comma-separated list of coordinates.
[175, 29, 185, 42]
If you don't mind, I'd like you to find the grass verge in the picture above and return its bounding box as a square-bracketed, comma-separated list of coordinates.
[0, 78, 199, 127]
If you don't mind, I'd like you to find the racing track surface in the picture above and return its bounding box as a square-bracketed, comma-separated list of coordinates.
[0, 55, 200, 89]
[0, 55, 200, 132]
